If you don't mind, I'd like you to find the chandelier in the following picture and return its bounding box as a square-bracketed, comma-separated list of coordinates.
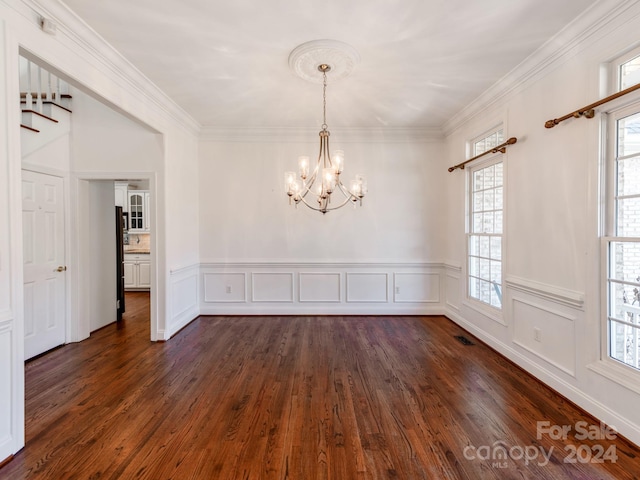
[284, 45, 367, 214]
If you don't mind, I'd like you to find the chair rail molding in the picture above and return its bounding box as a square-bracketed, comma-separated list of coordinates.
[504, 275, 585, 309]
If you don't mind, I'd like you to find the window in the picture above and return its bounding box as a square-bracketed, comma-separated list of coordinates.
[619, 53, 640, 91]
[605, 52, 640, 371]
[468, 128, 504, 309]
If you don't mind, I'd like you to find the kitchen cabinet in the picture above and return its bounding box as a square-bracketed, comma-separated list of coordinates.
[124, 254, 150, 290]
[128, 191, 150, 232]
[114, 182, 129, 211]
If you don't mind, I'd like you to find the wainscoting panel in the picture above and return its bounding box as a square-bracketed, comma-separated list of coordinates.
[252, 273, 294, 303]
[168, 264, 199, 338]
[512, 297, 577, 377]
[394, 273, 440, 303]
[0, 322, 14, 455]
[346, 273, 388, 303]
[199, 262, 446, 314]
[203, 272, 246, 303]
[300, 273, 341, 303]
[444, 263, 461, 312]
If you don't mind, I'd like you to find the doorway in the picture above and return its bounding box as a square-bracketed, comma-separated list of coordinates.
[76, 176, 156, 341]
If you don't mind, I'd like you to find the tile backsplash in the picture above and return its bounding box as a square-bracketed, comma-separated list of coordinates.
[124, 233, 150, 252]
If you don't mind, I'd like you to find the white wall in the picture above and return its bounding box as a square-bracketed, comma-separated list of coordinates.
[0, 14, 25, 464]
[165, 129, 200, 334]
[198, 131, 446, 314]
[71, 91, 163, 173]
[0, 0, 201, 459]
[88, 181, 117, 332]
[442, 1, 640, 446]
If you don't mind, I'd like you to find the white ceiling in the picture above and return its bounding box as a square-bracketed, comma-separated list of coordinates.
[61, 0, 597, 130]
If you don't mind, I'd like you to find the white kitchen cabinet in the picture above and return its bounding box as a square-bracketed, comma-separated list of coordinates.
[128, 191, 150, 232]
[114, 182, 129, 211]
[123, 254, 150, 290]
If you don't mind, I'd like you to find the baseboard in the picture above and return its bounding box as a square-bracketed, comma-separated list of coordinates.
[198, 304, 444, 316]
[166, 306, 199, 339]
[444, 307, 640, 448]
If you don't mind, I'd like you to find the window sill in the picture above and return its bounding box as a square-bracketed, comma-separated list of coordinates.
[462, 299, 506, 326]
[587, 359, 640, 396]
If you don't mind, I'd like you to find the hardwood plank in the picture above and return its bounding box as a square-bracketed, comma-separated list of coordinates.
[1, 295, 639, 479]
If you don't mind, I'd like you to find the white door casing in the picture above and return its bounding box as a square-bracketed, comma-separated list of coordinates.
[22, 170, 66, 360]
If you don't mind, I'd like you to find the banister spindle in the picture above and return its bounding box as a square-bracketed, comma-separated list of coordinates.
[53, 75, 60, 102]
[25, 60, 33, 111]
[46, 71, 52, 102]
[36, 65, 43, 113]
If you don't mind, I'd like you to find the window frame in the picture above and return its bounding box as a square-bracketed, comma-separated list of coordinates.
[602, 100, 640, 373]
[599, 47, 640, 376]
[465, 126, 506, 322]
[610, 45, 640, 94]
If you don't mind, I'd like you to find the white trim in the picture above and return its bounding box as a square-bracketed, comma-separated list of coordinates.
[8, 0, 200, 135]
[199, 260, 443, 269]
[511, 297, 577, 378]
[444, 261, 462, 272]
[71, 171, 160, 342]
[445, 308, 640, 447]
[4, 20, 26, 458]
[393, 272, 440, 304]
[504, 275, 585, 309]
[202, 272, 247, 304]
[167, 264, 199, 338]
[462, 299, 506, 327]
[588, 359, 640, 396]
[299, 272, 342, 303]
[199, 304, 443, 316]
[465, 149, 505, 313]
[251, 272, 295, 303]
[199, 126, 443, 144]
[198, 261, 446, 313]
[345, 272, 388, 303]
[443, 0, 640, 136]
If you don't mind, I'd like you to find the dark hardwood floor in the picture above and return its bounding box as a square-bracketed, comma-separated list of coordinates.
[2, 292, 639, 479]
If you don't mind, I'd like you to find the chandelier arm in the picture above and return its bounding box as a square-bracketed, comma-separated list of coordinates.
[324, 134, 331, 169]
[334, 181, 358, 199]
[318, 133, 325, 168]
[295, 193, 353, 212]
[319, 194, 355, 211]
[296, 194, 327, 212]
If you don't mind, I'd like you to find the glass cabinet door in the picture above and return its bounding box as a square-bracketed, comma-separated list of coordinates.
[129, 193, 144, 230]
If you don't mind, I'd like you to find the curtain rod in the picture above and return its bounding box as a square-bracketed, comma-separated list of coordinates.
[545, 82, 640, 128]
[448, 137, 517, 173]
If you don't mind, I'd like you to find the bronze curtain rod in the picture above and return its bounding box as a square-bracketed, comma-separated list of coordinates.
[448, 137, 518, 173]
[545, 82, 640, 128]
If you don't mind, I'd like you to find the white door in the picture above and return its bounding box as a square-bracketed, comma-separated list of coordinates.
[22, 170, 66, 360]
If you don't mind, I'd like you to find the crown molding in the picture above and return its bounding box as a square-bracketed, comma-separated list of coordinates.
[199, 125, 443, 143]
[12, 0, 201, 135]
[442, 0, 640, 137]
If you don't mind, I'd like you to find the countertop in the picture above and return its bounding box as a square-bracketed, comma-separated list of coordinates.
[123, 249, 150, 254]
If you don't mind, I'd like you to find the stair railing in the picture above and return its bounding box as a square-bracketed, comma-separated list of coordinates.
[20, 56, 68, 115]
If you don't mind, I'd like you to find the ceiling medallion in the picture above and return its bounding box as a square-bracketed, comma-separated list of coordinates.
[288, 39, 360, 84]
[284, 40, 367, 214]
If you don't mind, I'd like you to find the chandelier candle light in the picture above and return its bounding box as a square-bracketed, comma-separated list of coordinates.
[284, 41, 367, 214]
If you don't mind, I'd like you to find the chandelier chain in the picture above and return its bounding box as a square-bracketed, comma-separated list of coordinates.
[322, 70, 327, 130]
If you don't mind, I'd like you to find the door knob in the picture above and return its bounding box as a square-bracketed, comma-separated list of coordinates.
[56, 266, 67, 272]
